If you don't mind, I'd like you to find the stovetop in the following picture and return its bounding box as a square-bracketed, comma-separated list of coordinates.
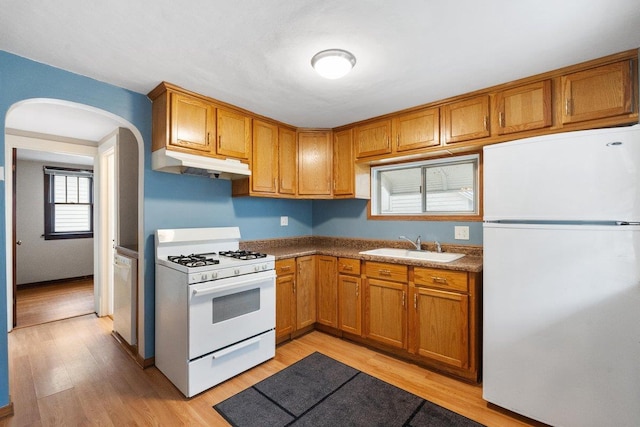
[155, 227, 275, 282]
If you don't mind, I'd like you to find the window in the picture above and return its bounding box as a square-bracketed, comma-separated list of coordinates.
[44, 167, 94, 240]
[370, 154, 479, 218]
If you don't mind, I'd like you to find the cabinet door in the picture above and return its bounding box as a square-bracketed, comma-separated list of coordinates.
[276, 272, 295, 339]
[170, 92, 215, 153]
[333, 129, 354, 196]
[252, 120, 278, 193]
[365, 278, 406, 349]
[338, 274, 361, 335]
[410, 286, 469, 368]
[278, 127, 297, 195]
[296, 256, 316, 329]
[496, 80, 552, 135]
[443, 95, 490, 144]
[216, 108, 251, 159]
[355, 120, 392, 158]
[316, 256, 338, 328]
[275, 259, 296, 339]
[298, 131, 332, 196]
[562, 60, 634, 124]
[392, 107, 440, 152]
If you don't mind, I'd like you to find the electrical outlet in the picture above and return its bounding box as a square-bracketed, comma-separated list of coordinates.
[280, 216, 288, 226]
[454, 226, 469, 240]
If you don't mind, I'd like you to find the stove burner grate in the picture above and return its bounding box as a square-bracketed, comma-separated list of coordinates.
[168, 254, 220, 268]
[219, 250, 268, 260]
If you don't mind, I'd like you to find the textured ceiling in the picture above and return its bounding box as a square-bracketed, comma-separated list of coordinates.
[1, 0, 639, 131]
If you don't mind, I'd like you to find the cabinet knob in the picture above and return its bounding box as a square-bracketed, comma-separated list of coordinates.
[431, 276, 448, 284]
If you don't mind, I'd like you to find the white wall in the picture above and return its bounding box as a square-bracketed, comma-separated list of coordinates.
[16, 159, 94, 285]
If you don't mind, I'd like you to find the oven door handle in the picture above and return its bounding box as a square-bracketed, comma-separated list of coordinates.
[211, 335, 262, 360]
[192, 277, 270, 297]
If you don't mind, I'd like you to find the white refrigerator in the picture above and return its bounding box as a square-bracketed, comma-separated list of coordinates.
[482, 125, 640, 427]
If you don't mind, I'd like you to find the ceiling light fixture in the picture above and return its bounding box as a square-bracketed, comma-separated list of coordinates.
[311, 49, 356, 79]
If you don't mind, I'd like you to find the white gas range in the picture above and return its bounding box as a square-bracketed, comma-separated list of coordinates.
[154, 227, 276, 398]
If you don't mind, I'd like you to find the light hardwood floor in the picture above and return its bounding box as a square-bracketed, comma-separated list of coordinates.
[15, 278, 94, 328]
[2, 315, 544, 426]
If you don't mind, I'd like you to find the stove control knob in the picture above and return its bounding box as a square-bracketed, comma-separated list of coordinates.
[254, 265, 260, 272]
[201, 273, 208, 281]
[234, 269, 240, 275]
[212, 272, 218, 279]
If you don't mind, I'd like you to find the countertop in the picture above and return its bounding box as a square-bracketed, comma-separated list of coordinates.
[241, 236, 483, 273]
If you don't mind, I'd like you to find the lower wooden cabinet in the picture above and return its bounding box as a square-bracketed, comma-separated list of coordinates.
[365, 278, 407, 349]
[275, 254, 480, 382]
[409, 286, 469, 368]
[338, 258, 362, 335]
[275, 259, 296, 340]
[316, 256, 338, 328]
[296, 255, 316, 329]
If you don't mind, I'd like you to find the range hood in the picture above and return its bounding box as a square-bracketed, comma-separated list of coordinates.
[152, 148, 251, 180]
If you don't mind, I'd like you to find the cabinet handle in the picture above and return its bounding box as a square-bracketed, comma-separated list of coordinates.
[218, 135, 222, 149]
[402, 291, 406, 308]
[273, 178, 277, 189]
[207, 132, 211, 144]
[483, 115, 488, 131]
[396, 134, 400, 148]
[379, 269, 391, 276]
[386, 135, 390, 149]
[565, 99, 571, 116]
[431, 276, 448, 284]
[499, 112, 504, 128]
[356, 283, 359, 297]
[414, 293, 417, 310]
[293, 280, 296, 294]
[333, 179, 336, 190]
[281, 266, 291, 271]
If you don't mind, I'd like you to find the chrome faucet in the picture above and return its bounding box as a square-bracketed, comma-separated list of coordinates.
[399, 235, 421, 251]
[435, 241, 442, 253]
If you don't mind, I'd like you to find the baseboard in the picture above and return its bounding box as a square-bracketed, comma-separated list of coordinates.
[18, 275, 94, 289]
[0, 400, 14, 419]
[111, 330, 155, 369]
[137, 355, 155, 369]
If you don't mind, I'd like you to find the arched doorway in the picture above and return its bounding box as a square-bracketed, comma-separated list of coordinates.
[4, 99, 144, 349]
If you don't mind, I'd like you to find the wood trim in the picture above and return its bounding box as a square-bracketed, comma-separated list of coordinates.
[0, 401, 14, 419]
[12, 148, 17, 328]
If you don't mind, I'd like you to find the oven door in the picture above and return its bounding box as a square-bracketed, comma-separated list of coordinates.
[188, 269, 275, 359]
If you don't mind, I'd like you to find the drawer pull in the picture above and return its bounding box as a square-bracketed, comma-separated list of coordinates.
[379, 269, 392, 276]
[431, 276, 448, 284]
[342, 265, 353, 271]
[280, 266, 291, 271]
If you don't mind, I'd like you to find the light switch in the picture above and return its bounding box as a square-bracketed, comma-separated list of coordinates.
[454, 226, 469, 240]
[280, 216, 288, 226]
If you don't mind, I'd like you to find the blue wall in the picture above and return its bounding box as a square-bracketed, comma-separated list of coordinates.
[312, 199, 483, 245]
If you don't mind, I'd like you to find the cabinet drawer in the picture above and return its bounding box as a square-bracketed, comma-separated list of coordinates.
[338, 258, 360, 275]
[414, 267, 468, 292]
[365, 262, 407, 282]
[275, 258, 296, 276]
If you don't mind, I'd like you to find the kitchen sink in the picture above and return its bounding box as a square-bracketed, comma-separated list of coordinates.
[359, 247, 465, 263]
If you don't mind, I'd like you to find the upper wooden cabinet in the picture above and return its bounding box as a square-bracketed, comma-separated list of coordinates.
[170, 92, 216, 154]
[562, 60, 635, 124]
[217, 108, 251, 159]
[333, 129, 354, 196]
[392, 107, 440, 152]
[355, 119, 392, 158]
[278, 127, 297, 196]
[251, 120, 278, 194]
[495, 80, 552, 135]
[298, 131, 332, 196]
[149, 82, 252, 162]
[443, 95, 490, 144]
